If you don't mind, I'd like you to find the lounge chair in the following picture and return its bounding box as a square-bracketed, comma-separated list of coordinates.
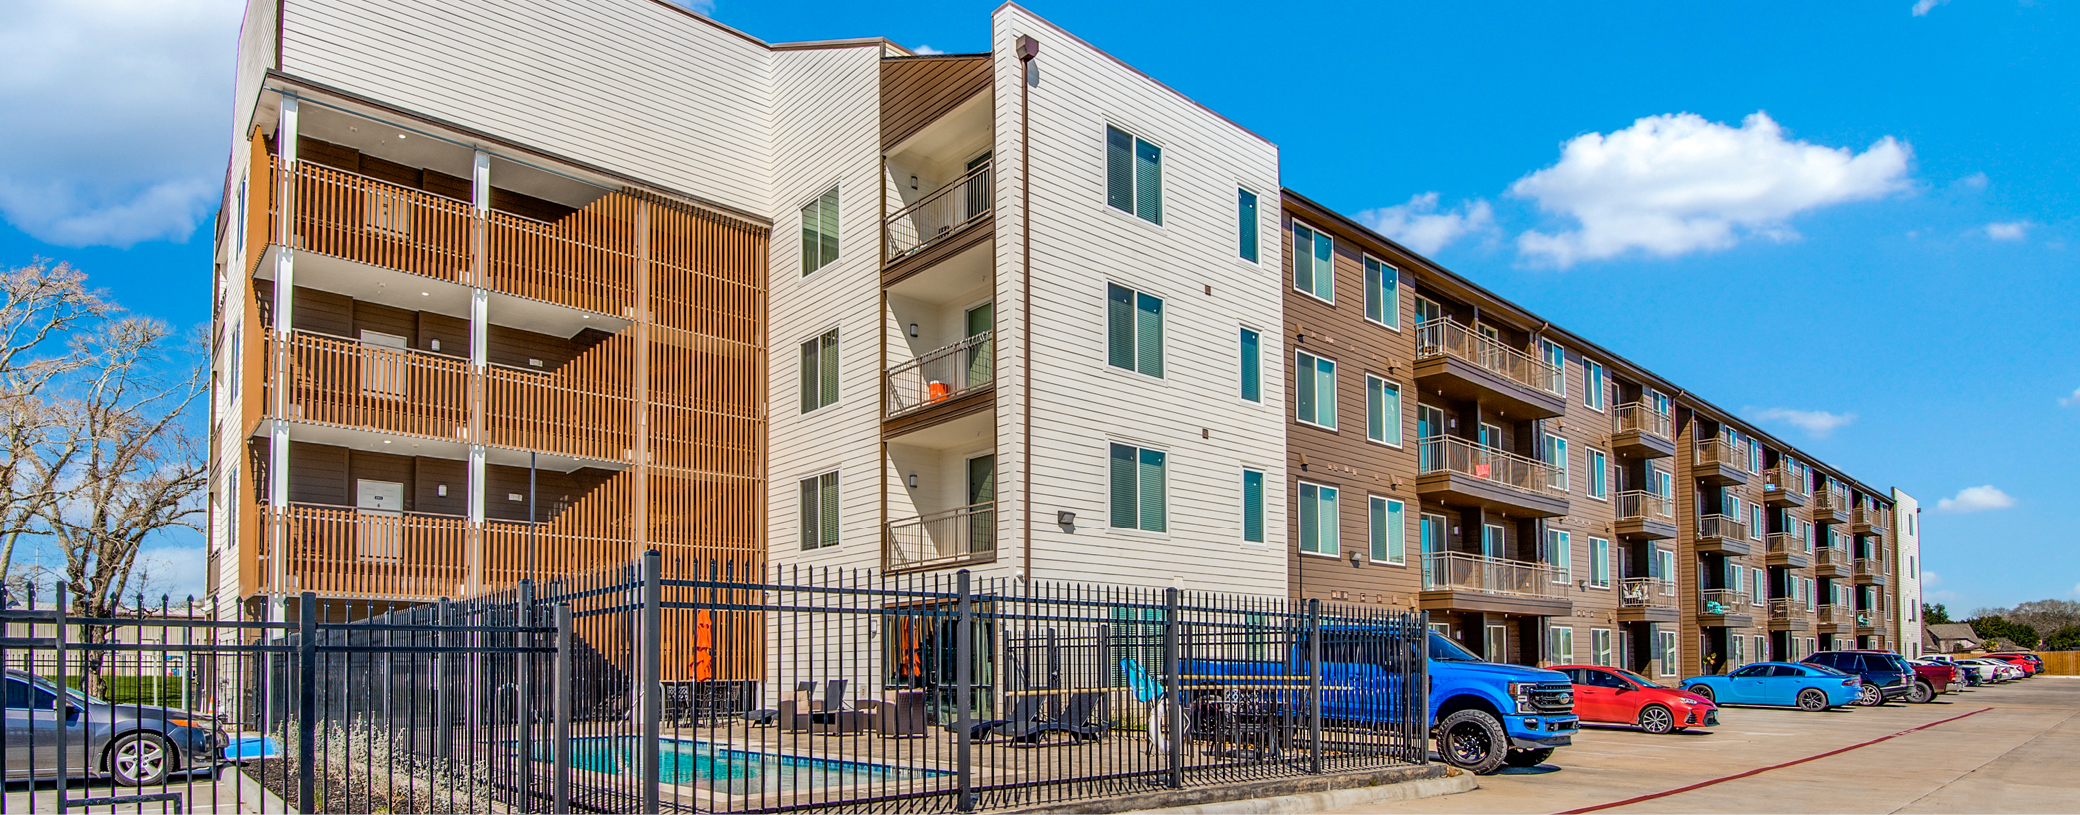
[809, 679, 872, 734]
[966, 694, 1047, 740]
[1007, 691, 1107, 744]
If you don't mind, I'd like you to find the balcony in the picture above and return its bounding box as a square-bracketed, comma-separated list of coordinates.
[1610, 402, 1676, 459]
[1411, 319, 1566, 420]
[1854, 610, 1885, 635]
[1852, 506, 1887, 535]
[1854, 558, 1888, 585]
[884, 159, 993, 277]
[260, 504, 471, 601]
[1810, 490, 1849, 524]
[885, 502, 996, 572]
[1617, 577, 1679, 623]
[1814, 546, 1851, 577]
[1764, 533, 1812, 568]
[270, 330, 470, 442]
[1419, 552, 1572, 617]
[1614, 491, 1677, 539]
[1692, 438, 1750, 486]
[883, 331, 994, 436]
[1693, 514, 1752, 556]
[1415, 435, 1569, 519]
[1816, 604, 1846, 631]
[1696, 588, 1754, 627]
[1767, 599, 1811, 632]
[1764, 466, 1809, 508]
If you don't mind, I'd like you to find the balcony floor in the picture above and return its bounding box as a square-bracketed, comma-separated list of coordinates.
[1415, 471, 1568, 519]
[1411, 355, 1567, 420]
[1419, 589, 1571, 617]
[1615, 517, 1677, 540]
[1610, 429, 1676, 460]
[1616, 605, 1681, 624]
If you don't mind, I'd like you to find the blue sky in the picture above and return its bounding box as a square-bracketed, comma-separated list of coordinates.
[3, 0, 2073, 611]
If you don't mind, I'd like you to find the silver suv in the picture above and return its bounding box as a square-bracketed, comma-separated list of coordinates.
[2, 669, 223, 786]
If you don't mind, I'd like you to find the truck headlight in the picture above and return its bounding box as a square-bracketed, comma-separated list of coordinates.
[1508, 682, 1538, 714]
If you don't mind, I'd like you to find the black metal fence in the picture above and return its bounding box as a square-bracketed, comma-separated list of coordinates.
[1, 557, 1425, 814]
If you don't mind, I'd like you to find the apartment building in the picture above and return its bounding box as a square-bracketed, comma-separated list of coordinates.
[1893, 489, 1922, 657]
[1275, 191, 1904, 678]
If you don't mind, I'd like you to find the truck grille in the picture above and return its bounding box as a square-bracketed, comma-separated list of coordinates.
[1528, 682, 1573, 715]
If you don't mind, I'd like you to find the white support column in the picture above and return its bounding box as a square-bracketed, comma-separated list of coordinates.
[268, 97, 299, 599]
[465, 150, 491, 596]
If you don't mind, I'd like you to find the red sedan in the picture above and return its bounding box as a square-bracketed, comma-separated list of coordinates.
[1554, 665, 1720, 734]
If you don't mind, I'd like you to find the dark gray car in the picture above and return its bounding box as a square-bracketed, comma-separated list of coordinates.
[3, 669, 222, 786]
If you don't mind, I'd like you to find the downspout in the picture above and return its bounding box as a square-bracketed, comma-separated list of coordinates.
[1018, 36, 1038, 586]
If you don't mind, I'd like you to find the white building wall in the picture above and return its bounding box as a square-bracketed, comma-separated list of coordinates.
[1893, 488, 1921, 657]
[231, 0, 279, 142]
[989, 7, 1287, 596]
[278, 0, 776, 217]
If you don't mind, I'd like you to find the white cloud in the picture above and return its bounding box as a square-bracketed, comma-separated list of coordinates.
[2060, 387, 2080, 407]
[1912, 0, 1951, 16]
[1936, 485, 2015, 513]
[1922, 570, 1941, 588]
[1509, 112, 1912, 267]
[131, 544, 209, 603]
[0, 0, 240, 247]
[1356, 192, 1496, 255]
[1954, 172, 1989, 191]
[911, 45, 946, 55]
[1747, 406, 1857, 438]
[1985, 221, 2028, 240]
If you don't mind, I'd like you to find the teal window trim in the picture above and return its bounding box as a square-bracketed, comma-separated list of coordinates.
[1292, 222, 1334, 303]
[1295, 350, 1337, 430]
[1238, 188, 1260, 262]
[1240, 327, 1262, 403]
[1363, 256, 1399, 329]
[1109, 442, 1167, 532]
[1242, 469, 1265, 543]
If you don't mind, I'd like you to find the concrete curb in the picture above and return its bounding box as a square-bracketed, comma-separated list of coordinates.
[1130, 771, 1478, 815]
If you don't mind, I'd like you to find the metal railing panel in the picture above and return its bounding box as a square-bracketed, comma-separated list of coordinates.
[1612, 401, 1672, 440]
[1421, 552, 1566, 598]
[885, 331, 994, 418]
[1415, 435, 1566, 498]
[1412, 318, 1562, 395]
[885, 160, 994, 261]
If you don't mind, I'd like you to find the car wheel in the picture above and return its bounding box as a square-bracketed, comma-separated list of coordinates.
[1908, 681, 1935, 704]
[1797, 688, 1829, 712]
[1436, 709, 1510, 775]
[1687, 684, 1715, 703]
[1637, 704, 1676, 734]
[109, 732, 173, 787]
[1504, 747, 1555, 768]
[1857, 682, 1884, 707]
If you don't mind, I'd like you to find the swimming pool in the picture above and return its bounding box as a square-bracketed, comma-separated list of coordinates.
[555, 737, 951, 795]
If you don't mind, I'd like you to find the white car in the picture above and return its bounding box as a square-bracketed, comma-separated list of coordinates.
[1958, 658, 2024, 682]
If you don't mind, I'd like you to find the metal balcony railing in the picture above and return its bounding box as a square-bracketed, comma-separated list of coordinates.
[1422, 552, 1568, 598]
[1412, 318, 1563, 396]
[1620, 577, 1675, 608]
[1816, 546, 1849, 568]
[1613, 401, 1672, 440]
[1768, 598, 1803, 622]
[1698, 513, 1748, 542]
[1766, 465, 1809, 498]
[1696, 438, 1750, 473]
[1766, 533, 1809, 557]
[885, 502, 996, 571]
[884, 159, 994, 261]
[1700, 588, 1747, 616]
[1616, 490, 1674, 522]
[1854, 557, 1883, 579]
[885, 331, 994, 418]
[1817, 604, 1842, 624]
[1854, 506, 1888, 530]
[1812, 489, 1848, 514]
[1416, 435, 1566, 498]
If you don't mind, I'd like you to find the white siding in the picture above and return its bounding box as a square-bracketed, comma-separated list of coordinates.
[1892, 488, 1920, 656]
[990, 7, 1286, 596]
[280, 0, 775, 216]
[231, 0, 278, 142]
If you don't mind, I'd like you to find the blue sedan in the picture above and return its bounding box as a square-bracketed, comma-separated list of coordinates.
[1681, 662, 1861, 711]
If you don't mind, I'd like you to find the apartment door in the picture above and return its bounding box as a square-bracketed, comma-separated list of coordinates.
[1481, 523, 1505, 591]
[1420, 513, 1446, 589]
[356, 479, 404, 560]
[1475, 323, 1502, 370]
[966, 454, 995, 555]
[1416, 405, 1445, 471]
[1484, 624, 1508, 663]
[1476, 422, 1503, 479]
[964, 303, 994, 388]
[963, 151, 993, 221]
[360, 330, 409, 399]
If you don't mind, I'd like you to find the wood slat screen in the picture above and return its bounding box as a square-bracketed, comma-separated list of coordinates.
[486, 331, 636, 461]
[274, 331, 471, 441]
[485, 193, 641, 316]
[291, 163, 474, 284]
[262, 505, 472, 600]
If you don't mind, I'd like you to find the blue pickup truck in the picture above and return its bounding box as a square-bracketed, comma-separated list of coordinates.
[1177, 627, 1576, 774]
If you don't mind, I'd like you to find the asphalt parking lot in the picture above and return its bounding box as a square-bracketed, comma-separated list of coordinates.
[1331, 676, 2080, 814]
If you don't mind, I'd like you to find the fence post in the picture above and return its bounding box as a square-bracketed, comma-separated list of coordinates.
[435, 596, 452, 759]
[955, 569, 975, 812]
[1415, 610, 1431, 765]
[53, 581, 68, 808]
[299, 591, 318, 813]
[1164, 587, 1182, 790]
[1307, 598, 1322, 775]
[553, 602, 572, 815]
[517, 580, 535, 813]
[640, 550, 662, 815]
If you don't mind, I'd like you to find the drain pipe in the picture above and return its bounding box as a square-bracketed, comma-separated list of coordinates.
[1018, 34, 1038, 588]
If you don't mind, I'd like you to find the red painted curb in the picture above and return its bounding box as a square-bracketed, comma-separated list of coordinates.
[1552, 707, 1995, 815]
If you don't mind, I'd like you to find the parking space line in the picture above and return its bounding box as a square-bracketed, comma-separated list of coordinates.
[1553, 707, 1995, 815]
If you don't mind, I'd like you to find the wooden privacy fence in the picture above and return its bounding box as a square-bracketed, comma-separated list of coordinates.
[485, 198, 642, 316]
[274, 330, 471, 441]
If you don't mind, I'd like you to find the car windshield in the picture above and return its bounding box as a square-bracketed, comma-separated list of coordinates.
[1806, 664, 1850, 677]
[1612, 669, 1665, 689]
[1427, 632, 1484, 662]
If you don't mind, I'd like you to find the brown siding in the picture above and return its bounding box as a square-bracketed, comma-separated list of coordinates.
[879, 55, 991, 150]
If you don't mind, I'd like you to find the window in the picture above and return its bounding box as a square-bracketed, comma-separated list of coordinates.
[1805, 578, 1817, 610]
[1658, 631, 1678, 676]
[1364, 257, 1399, 329]
[1242, 469, 1265, 543]
[1106, 284, 1164, 377]
[1370, 497, 1405, 565]
[1729, 562, 1743, 594]
[1366, 375, 1401, 445]
[1584, 360, 1606, 411]
[1657, 549, 1676, 588]
[1546, 434, 1569, 491]
[1240, 327, 1262, 402]
[1106, 125, 1162, 224]
[1751, 505, 1764, 543]
[1655, 468, 1674, 500]
[1109, 443, 1167, 532]
[1298, 482, 1340, 555]
[1237, 188, 1259, 262]
[1730, 635, 1745, 666]
[1546, 529, 1572, 584]
[1549, 626, 1575, 663]
[1586, 449, 1607, 499]
[1752, 568, 1765, 605]
[1540, 339, 1566, 397]
[799, 329, 839, 413]
[1292, 222, 1334, 303]
[800, 186, 840, 275]
[1754, 635, 1768, 663]
[1592, 629, 1613, 667]
[1413, 294, 1442, 326]
[1295, 351, 1338, 429]
[1590, 537, 1610, 588]
[799, 471, 839, 550]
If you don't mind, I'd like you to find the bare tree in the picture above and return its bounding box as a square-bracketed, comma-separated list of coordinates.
[0, 261, 111, 587]
[32, 317, 207, 695]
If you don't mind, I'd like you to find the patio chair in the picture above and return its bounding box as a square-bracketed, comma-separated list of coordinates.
[967, 694, 1047, 740]
[810, 678, 873, 734]
[1005, 691, 1106, 744]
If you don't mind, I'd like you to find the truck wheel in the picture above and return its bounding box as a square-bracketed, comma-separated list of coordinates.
[1908, 681, 1934, 704]
[1797, 688, 1829, 711]
[1687, 684, 1715, 702]
[109, 732, 172, 787]
[1435, 710, 1510, 775]
[1637, 704, 1675, 734]
[1504, 747, 1555, 768]
[1857, 683, 1884, 707]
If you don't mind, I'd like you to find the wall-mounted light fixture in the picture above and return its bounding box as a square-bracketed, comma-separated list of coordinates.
[908, 323, 919, 338]
[1057, 510, 1075, 528]
[907, 474, 918, 488]
[910, 175, 918, 190]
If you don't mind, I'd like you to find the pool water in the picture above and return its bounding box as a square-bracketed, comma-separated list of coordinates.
[556, 737, 951, 794]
